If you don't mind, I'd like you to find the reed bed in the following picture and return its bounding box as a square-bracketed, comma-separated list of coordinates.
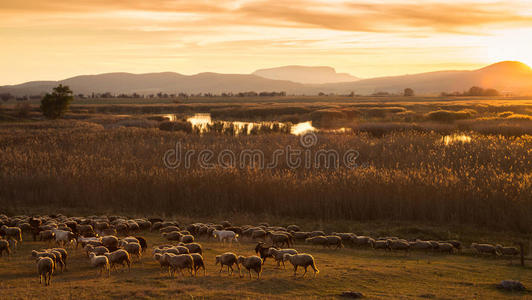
[0, 121, 530, 232]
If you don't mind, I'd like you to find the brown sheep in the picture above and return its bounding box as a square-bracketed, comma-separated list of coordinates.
[162, 231, 182, 241]
[37, 257, 54, 286]
[325, 236, 343, 249]
[0, 225, 22, 243]
[101, 236, 119, 251]
[237, 255, 263, 279]
[181, 242, 203, 255]
[0, 239, 10, 257]
[191, 253, 206, 276]
[269, 248, 298, 268]
[180, 235, 194, 244]
[85, 245, 109, 257]
[268, 232, 292, 248]
[104, 249, 131, 272]
[305, 236, 328, 247]
[215, 252, 240, 276]
[283, 253, 319, 278]
[122, 242, 142, 261]
[165, 253, 195, 277]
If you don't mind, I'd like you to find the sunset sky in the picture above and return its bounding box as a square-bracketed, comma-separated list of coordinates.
[2, 0, 532, 85]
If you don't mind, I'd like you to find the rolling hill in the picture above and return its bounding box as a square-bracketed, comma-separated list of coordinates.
[1, 61, 531, 96]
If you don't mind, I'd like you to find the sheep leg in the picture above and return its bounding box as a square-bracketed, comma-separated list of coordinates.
[39, 274, 42, 284]
[293, 265, 298, 276]
[219, 265, 223, 273]
[228, 265, 233, 276]
[302, 267, 308, 277]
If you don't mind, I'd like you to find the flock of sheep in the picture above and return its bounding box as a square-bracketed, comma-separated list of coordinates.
[0, 214, 523, 286]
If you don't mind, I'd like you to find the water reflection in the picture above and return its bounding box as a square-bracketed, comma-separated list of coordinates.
[442, 134, 472, 145]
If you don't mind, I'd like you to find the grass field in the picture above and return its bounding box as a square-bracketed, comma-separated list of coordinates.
[0, 231, 530, 300]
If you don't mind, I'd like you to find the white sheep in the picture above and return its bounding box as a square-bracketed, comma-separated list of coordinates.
[212, 230, 238, 245]
[88, 252, 110, 277]
[51, 229, 76, 248]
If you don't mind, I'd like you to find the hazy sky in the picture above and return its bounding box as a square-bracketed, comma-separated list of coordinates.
[2, 0, 532, 84]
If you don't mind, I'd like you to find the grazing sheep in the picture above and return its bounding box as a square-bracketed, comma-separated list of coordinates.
[372, 239, 388, 250]
[387, 240, 410, 253]
[166, 253, 195, 277]
[496, 245, 520, 256]
[213, 230, 238, 244]
[38, 230, 55, 244]
[325, 236, 343, 249]
[292, 231, 311, 241]
[101, 236, 119, 251]
[191, 253, 206, 276]
[255, 242, 274, 264]
[181, 243, 203, 255]
[237, 255, 263, 279]
[51, 229, 76, 248]
[283, 253, 319, 278]
[471, 243, 500, 256]
[37, 257, 54, 286]
[446, 240, 462, 251]
[287, 225, 301, 232]
[436, 242, 455, 254]
[0, 239, 10, 257]
[134, 236, 148, 252]
[309, 231, 325, 237]
[43, 250, 64, 272]
[101, 228, 117, 236]
[8, 239, 17, 253]
[332, 233, 355, 247]
[180, 235, 194, 244]
[305, 236, 328, 247]
[215, 252, 240, 276]
[104, 249, 131, 272]
[354, 236, 373, 247]
[269, 247, 298, 268]
[32, 250, 63, 272]
[122, 242, 142, 261]
[88, 253, 110, 277]
[160, 226, 180, 233]
[0, 225, 22, 243]
[77, 224, 96, 237]
[268, 232, 292, 248]
[251, 229, 267, 241]
[85, 245, 110, 257]
[162, 231, 182, 241]
[409, 240, 433, 252]
[154, 253, 170, 274]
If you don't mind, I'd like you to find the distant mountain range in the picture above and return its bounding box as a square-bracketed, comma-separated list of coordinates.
[1, 61, 531, 96]
[253, 65, 359, 84]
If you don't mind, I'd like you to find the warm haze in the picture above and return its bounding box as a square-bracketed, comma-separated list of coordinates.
[2, 0, 532, 84]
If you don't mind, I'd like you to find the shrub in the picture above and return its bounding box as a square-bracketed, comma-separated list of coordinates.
[40, 85, 74, 119]
[159, 120, 193, 133]
[425, 110, 475, 122]
[15, 102, 31, 118]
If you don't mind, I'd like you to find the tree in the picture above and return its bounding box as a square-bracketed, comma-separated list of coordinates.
[404, 88, 414, 97]
[40, 84, 74, 119]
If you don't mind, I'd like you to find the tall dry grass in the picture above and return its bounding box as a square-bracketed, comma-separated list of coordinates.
[0, 121, 530, 232]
